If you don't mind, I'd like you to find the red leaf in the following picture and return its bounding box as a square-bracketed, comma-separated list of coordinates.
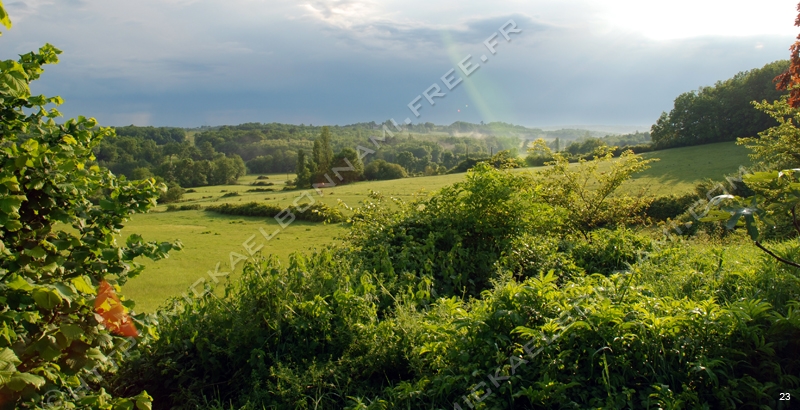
[94, 280, 138, 337]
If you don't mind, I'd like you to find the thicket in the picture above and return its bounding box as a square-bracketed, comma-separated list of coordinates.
[205, 201, 344, 223]
[117, 164, 800, 409]
[119, 140, 800, 408]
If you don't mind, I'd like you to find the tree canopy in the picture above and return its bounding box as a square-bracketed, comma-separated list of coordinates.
[651, 60, 789, 148]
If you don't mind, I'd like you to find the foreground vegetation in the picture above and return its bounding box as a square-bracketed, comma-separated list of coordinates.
[116, 164, 800, 409]
[2, 2, 800, 409]
[119, 141, 751, 312]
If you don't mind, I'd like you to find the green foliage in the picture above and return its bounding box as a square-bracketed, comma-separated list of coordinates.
[157, 182, 184, 204]
[331, 147, 364, 183]
[346, 163, 562, 300]
[702, 169, 800, 269]
[644, 192, 699, 221]
[165, 204, 201, 212]
[0, 2, 10, 35]
[205, 201, 344, 223]
[739, 95, 800, 170]
[294, 149, 312, 188]
[119, 238, 800, 409]
[97, 128, 247, 187]
[568, 228, 653, 275]
[363, 159, 407, 181]
[312, 126, 334, 178]
[0, 43, 180, 408]
[531, 140, 656, 235]
[446, 156, 490, 173]
[652, 60, 789, 148]
[565, 137, 606, 156]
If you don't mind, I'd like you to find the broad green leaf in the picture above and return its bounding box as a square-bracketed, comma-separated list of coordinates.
[725, 211, 743, 230]
[0, 68, 29, 98]
[32, 288, 62, 309]
[99, 199, 116, 210]
[744, 213, 759, 241]
[59, 324, 84, 342]
[0, 195, 24, 213]
[0, 347, 21, 366]
[53, 282, 75, 302]
[4, 220, 22, 231]
[6, 275, 32, 291]
[20, 139, 38, 152]
[135, 394, 153, 410]
[23, 246, 46, 259]
[71, 276, 96, 295]
[39, 344, 61, 361]
[7, 372, 45, 391]
[114, 399, 134, 410]
[0, 2, 11, 30]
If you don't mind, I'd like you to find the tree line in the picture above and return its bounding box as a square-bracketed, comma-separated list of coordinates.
[651, 60, 789, 148]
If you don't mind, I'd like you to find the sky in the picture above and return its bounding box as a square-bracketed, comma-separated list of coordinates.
[0, 0, 797, 130]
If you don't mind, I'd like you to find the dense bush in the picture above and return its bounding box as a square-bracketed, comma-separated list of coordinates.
[165, 204, 202, 212]
[568, 228, 653, 275]
[644, 192, 699, 221]
[157, 181, 185, 204]
[346, 163, 564, 302]
[446, 156, 490, 173]
[114, 159, 800, 410]
[498, 234, 584, 281]
[205, 201, 344, 222]
[363, 159, 407, 180]
[118, 239, 800, 409]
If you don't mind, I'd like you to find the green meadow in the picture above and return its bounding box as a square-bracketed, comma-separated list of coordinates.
[122, 141, 752, 311]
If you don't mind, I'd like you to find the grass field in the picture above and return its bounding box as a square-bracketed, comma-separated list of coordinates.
[122, 141, 752, 312]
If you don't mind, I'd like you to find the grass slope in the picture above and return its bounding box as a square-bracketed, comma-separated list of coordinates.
[122, 142, 751, 311]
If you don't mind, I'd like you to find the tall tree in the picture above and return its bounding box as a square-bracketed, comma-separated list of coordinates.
[313, 126, 334, 174]
[330, 148, 364, 183]
[739, 4, 800, 170]
[295, 149, 312, 188]
[651, 60, 789, 148]
[0, 14, 179, 406]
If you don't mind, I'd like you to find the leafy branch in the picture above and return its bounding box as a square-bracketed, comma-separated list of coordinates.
[703, 169, 800, 268]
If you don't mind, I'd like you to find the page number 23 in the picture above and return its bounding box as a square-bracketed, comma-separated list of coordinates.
[780, 393, 791, 401]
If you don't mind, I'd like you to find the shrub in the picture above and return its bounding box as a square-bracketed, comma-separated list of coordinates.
[363, 159, 407, 180]
[498, 234, 584, 281]
[205, 201, 344, 222]
[220, 191, 240, 198]
[347, 163, 563, 300]
[118, 244, 800, 409]
[532, 140, 656, 235]
[446, 156, 490, 173]
[166, 204, 202, 212]
[250, 181, 274, 186]
[568, 228, 653, 274]
[158, 182, 185, 204]
[644, 192, 698, 221]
